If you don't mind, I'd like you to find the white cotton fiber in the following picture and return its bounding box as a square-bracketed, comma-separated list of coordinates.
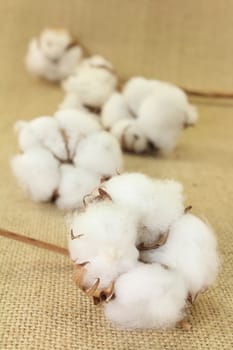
[104, 262, 188, 329]
[14, 116, 68, 161]
[74, 131, 123, 176]
[62, 55, 118, 108]
[122, 77, 156, 115]
[68, 202, 139, 288]
[101, 173, 184, 245]
[137, 90, 197, 153]
[54, 109, 102, 158]
[59, 92, 84, 110]
[56, 164, 101, 210]
[11, 148, 60, 202]
[111, 119, 149, 154]
[101, 92, 133, 130]
[140, 213, 220, 300]
[25, 28, 83, 81]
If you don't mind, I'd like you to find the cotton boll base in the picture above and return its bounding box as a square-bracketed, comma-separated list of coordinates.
[104, 263, 188, 329]
[111, 119, 150, 154]
[140, 213, 220, 301]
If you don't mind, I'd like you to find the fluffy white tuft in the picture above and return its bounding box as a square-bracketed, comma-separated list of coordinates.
[56, 164, 101, 210]
[74, 131, 123, 176]
[101, 173, 184, 245]
[14, 116, 68, 161]
[101, 92, 133, 130]
[68, 202, 139, 288]
[104, 262, 188, 329]
[140, 213, 220, 299]
[62, 55, 118, 108]
[54, 108, 102, 158]
[11, 148, 60, 202]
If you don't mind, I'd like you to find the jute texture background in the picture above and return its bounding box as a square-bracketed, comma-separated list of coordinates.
[0, 1, 233, 349]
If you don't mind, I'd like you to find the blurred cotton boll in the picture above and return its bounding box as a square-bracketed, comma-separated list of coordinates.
[62, 55, 118, 110]
[25, 28, 83, 81]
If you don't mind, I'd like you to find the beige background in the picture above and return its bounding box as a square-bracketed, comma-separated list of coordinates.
[0, 1, 233, 349]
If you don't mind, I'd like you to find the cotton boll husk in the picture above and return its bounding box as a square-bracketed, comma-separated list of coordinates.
[104, 262, 188, 329]
[14, 116, 68, 161]
[54, 109, 102, 158]
[140, 213, 220, 299]
[56, 164, 101, 210]
[101, 173, 184, 245]
[74, 131, 123, 176]
[137, 92, 193, 153]
[101, 92, 133, 129]
[111, 119, 149, 154]
[11, 148, 60, 202]
[68, 202, 139, 288]
[62, 55, 118, 108]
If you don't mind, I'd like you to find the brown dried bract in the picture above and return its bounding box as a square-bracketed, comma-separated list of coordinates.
[137, 232, 169, 251]
[70, 229, 84, 240]
[184, 205, 192, 214]
[178, 319, 192, 330]
[73, 262, 115, 305]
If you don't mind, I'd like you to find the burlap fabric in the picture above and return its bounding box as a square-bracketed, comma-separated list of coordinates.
[0, 1, 233, 349]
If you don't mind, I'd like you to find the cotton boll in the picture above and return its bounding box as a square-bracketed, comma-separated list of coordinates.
[101, 173, 184, 245]
[11, 148, 60, 202]
[25, 29, 83, 81]
[122, 77, 156, 115]
[140, 214, 220, 300]
[101, 92, 133, 130]
[56, 164, 101, 210]
[14, 116, 68, 161]
[54, 109, 102, 158]
[104, 262, 188, 329]
[111, 119, 150, 154]
[137, 92, 193, 153]
[74, 131, 123, 176]
[62, 55, 118, 108]
[68, 202, 139, 288]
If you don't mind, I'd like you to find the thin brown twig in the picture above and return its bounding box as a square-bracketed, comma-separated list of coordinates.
[0, 228, 68, 256]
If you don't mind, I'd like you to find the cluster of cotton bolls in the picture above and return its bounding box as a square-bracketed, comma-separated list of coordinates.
[68, 172, 219, 330]
[25, 28, 199, 155]
[101, 77, 199, 154]
[11, 109, 123, 210]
